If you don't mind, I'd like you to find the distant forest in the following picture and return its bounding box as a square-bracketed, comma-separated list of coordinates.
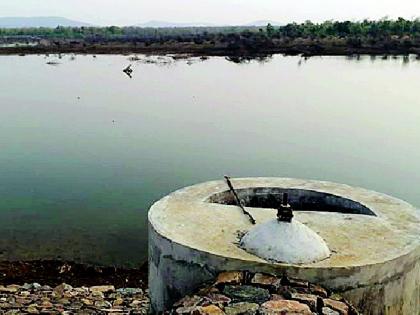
[1, 18, 419, 39]
[2, 18, 420, 56]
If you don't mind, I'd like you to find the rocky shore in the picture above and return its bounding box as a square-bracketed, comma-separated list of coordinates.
[167, 271, 359, 315]
[0, 260, 149, 314]
[0, 283, 149, 314]
[0, 264, 359, 314]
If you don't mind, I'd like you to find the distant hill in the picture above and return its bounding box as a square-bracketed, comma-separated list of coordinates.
[135, 20, 216, 28]
[0, 16, 91, 28]
[0, 17, 282, 29]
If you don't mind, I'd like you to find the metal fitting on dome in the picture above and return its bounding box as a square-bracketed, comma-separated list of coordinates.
[277, 193, 293, 223]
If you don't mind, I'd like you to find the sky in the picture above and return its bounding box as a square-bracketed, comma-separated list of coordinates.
[1, 0, 420, 26]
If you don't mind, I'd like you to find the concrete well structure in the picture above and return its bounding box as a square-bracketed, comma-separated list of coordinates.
[148, 178, 420, 314]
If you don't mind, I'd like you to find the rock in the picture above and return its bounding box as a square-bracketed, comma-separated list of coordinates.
[0, 302, 11, 308]
[287, 278, 309, 289]
[116, 287, 143, 295]
[260, 300, 312, 315]
[203, 293, 231, 306]
[270, 294, 286, 301]
[174, 295, 203, 307]
[90, 285, 115, 293]
[130, 300, 143, 307]
[21, 283, 41, 291]
[91, 290, 105, 299]
[75, 286, 89, 293]
[214, 271, 244, 286]
[291, 293, 318, 311]
[52, 284, 72, 297]
[275, 286, 294, 299]
[225, 302, 259, 315]
[223, 285, 270, 304]
[0, 285, 20, 293]
[323, 299, 349, 315]
[196, 305, 225, 315]
[26, 304, 39, 314]
[40, 285, 52, 291]
[95, 300, 112, 308]
[32, 283, 42, 290]
[250, 273, 280, 289]
[57, 298, 70, 305]
[176, 306, 200, 314]
[323, 307, 340, 315]
[113, 297, 124, 306]
[310, 284, 328, 298]
[197, 286, 220, 296]
[329, 293, 343, 301]
[40, 300, 53, 308]
[15, 297, 32, 305]
[81, 298, 93, 305]
[68, 301, 84, 310]
[63, 291, 76, 298]
[22, 283, 33, 290]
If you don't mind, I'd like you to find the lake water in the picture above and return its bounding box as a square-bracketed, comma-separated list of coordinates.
[0, 54, 419, 267]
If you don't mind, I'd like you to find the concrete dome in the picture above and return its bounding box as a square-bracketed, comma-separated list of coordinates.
[240, 219, 331, 264]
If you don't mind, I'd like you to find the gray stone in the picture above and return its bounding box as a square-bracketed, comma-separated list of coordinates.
[223, 285, 270, 304]
[53, 284, 72, 297]
[290, 293, 318, 311]
[94, 300, 112, 308]
[214, 271, 244, 286]
[90, 285, 115, 293]
[250, 273, 280, 289]
[203, 293, 231, 306]
[322, 307, 340, 315]
[173, 295, 203, 308]
[225, 302, 259, 315]
[260, 300, 312, 315]
[322, 299, 349, 315]
[0, 285, 19, 293]
[116, 288, 143, 296]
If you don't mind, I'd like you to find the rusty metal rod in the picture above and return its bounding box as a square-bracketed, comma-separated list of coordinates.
[224, 176, 256, 225]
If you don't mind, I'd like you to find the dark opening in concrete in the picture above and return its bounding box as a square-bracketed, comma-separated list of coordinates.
[208, 187, 376, 216]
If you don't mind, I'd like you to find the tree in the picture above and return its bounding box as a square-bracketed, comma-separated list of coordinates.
[266, 23, 275, 37]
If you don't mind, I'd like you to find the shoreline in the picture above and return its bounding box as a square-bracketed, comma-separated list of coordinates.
[0, 260, 148, 289]
[0, 260, 150, 313]
[1, 43, 420, 58]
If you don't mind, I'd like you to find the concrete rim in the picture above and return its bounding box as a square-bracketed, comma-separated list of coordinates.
[148, 177, 420, 269]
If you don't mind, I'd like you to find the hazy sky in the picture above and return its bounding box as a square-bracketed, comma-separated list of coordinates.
[1, 0, 420, 26]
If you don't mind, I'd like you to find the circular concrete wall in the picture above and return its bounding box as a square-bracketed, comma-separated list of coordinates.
[148, 178, 420, 314]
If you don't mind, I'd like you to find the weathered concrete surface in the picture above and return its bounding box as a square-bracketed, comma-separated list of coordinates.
[148, 178, 420, 314]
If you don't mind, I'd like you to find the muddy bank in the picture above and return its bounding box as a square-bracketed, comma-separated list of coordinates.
[1, 41, 420, 57]
[0, 260, 148, 289]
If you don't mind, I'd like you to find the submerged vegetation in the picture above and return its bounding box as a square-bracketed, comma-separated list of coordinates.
[2, 18, 420, 56]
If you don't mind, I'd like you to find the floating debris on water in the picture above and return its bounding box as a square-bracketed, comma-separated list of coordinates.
[123, 64, 133, 78]
[46, 60, 60, 66]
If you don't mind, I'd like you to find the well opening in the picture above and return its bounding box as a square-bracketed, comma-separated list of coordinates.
[208, 187, 376, 216]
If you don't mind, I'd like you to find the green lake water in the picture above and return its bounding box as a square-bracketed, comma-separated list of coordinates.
[0, 54, 419, 267]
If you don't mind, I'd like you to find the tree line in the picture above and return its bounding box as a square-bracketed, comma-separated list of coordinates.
[1, 18, 419, 40]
